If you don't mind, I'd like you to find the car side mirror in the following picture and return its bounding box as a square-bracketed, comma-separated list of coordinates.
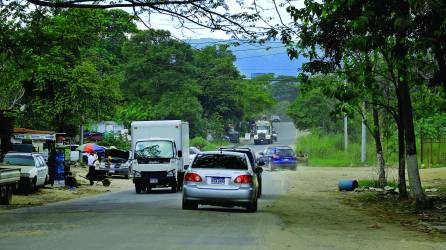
[184, 165, 190, 170]
[259, 152, 264, 156]
[257, 161, 265, 166]
[177, 150, 183, 158]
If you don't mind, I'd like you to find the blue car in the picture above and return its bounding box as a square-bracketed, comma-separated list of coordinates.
[258, 146, 297, 171]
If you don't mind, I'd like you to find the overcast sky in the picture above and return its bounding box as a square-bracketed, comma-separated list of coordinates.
[135, 0, 304, 40]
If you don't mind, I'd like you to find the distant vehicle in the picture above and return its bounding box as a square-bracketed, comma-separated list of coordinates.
[253, 120, 273, 145]
[218, 147, 264, 197]
[271, 115, 281, 122]
[2, 152, 49, 193]
[101, 149, 130, 179]
[131, 120, 189, 193]
[0, 167, 20, 205]
[182, 151, 261, 212]
[227, 131, 240, 143]
[258, 146, 297, 171]
[189, 147, 201, 165]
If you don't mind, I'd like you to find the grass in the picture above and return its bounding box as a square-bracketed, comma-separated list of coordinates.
[190, 136, 232, 151]
[295, 132, 376, 167]
[357, 179, 397, 188]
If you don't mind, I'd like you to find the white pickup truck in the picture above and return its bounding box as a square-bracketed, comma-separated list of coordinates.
[2, 152, 49, 193]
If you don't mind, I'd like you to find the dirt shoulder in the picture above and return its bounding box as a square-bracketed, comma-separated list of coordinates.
[0, 166, 133, 211]
[265, 167, 446, 250]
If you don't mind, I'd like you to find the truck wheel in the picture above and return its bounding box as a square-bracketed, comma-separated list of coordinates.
[135, 183, 142, 194]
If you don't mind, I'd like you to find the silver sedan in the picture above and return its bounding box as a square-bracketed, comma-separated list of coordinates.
[182, 151, 261, 212]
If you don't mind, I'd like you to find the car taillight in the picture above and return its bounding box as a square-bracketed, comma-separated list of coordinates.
[184, 173, 202, 182]
[234, 175, 252, 184]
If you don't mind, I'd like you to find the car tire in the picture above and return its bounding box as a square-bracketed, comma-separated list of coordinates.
[135, 183, 142, 194]
[246, 197, 258, 212]
[182, 199, 198, 210]
[124, 175, 129, 179]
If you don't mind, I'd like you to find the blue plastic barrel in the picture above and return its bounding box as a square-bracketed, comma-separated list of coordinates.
[338, 179, 358, 191]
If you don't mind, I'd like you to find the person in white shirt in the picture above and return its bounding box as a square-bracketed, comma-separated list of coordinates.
[87, 151, 97, 185]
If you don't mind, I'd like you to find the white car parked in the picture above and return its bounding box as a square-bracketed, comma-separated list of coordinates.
[2, 152, 49, 192]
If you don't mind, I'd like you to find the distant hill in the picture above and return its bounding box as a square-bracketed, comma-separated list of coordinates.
[185, 38, 306, 78]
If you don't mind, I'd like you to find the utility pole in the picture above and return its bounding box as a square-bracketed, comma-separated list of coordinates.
[344, 116, 348, 151]
[361, 103, 367, 162]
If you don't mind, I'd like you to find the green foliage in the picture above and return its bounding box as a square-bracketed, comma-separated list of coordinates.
[190, 136, 230, 151]
[0, 4, 277, 141]
[358, 180, 397, 189]
[96, 135, 131, 150]
[287, 86, 341, 133]
[295, 130, 376, 167]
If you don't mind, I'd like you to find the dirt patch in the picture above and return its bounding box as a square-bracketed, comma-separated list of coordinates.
[0, 166, 133, 211]
[265, 167, 446, 250]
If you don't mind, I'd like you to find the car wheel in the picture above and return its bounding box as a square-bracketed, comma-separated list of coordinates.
[135, 183, 142, 194]
[182, 199, 198, 210]
[124, 175, 129, 179]
[246, 197, 258, 212]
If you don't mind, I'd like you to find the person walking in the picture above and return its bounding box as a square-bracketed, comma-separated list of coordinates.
[87, 151, 97, 185]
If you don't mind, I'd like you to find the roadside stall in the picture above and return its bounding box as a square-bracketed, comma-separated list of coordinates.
[12, 128, 57, 184]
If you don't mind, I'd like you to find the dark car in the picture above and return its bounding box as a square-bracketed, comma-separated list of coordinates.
[100, 149, 131, 178]
[218, 147, 264, 197]
[227, 131, 240, 143]
[258, 146, 297, 171]
[271, 115, 281, 122]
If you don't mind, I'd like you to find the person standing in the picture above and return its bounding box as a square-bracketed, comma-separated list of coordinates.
[87, 151, 97, 185]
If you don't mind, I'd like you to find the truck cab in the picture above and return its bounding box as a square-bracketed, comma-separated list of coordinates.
[131, 120, 189, 194]
[253, 120, 273, 145]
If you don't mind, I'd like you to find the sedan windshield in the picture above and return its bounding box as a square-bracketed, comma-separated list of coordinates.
[276, 148, 295, 157]
[135, 140, 174, 159]
[193, 154, 248, 170]
[3, 155, 35, 166]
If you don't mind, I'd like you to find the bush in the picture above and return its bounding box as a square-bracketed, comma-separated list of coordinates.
[190, 137, 231, 151]
[190, 137, 210, 150]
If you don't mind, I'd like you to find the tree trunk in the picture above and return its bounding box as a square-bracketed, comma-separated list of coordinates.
[372, 104, 386, 188]
[397, 72, 426, 207]
[397, 114, 408, 199]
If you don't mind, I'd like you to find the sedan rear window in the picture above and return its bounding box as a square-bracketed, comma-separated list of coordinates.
[275, 148, 295, 157]
[192, 154, 248, 170]
[3, 155, 35, 166]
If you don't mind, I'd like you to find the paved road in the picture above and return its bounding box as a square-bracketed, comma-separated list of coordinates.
[247, 121, 297, 153]
[0, 123, 297, 250]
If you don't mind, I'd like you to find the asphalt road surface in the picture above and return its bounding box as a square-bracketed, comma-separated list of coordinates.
[0, 122, 297, 250]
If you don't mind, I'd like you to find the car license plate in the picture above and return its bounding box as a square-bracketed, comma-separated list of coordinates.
[149, 178, 158, 184]
[211, 177, 225, 185]
[284, 159, 289, 162]
[109, 169, 114, 173]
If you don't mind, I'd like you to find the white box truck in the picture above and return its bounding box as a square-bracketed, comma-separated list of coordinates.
[131, 120, 189, 193]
